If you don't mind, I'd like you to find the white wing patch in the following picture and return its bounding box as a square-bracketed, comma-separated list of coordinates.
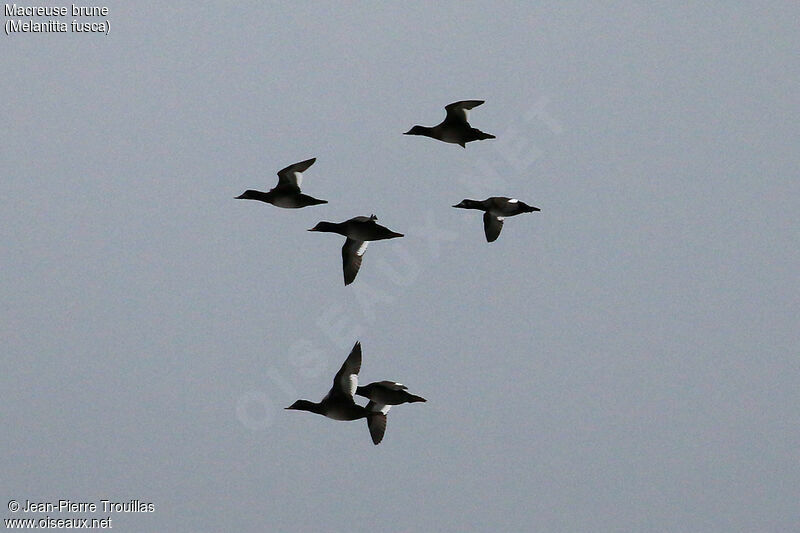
[369, 402, 391, 414]
[508, 198, 518, 203]
[340, 373, 358, 397]
[356, 241, 369, 256]
[293, 171, 303, 188]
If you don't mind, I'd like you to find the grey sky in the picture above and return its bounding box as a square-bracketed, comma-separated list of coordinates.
[3, 2, 798, 531]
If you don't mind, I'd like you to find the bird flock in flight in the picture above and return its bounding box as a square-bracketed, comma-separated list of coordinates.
[237, 100, 539, 444]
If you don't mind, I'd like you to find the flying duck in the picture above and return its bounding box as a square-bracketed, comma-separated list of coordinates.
[308, 215, 404, 285]
[357, 382, 426, 445]
[285, 341, 387, 445]
[404, 100, 496, 148]
[236, 157, 327, 208]
[453, 197, 540, 242]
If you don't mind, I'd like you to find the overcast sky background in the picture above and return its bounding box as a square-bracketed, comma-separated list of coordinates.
[3, 2, 799, 531]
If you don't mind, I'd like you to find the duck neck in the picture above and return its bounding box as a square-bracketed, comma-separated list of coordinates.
[405, 125, 434, 137]
[459, 199, 483, 210]
[311, 221, 340, 233]
[236, 190, 266, 200]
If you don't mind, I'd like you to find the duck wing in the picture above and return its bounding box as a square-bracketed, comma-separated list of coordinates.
[366, 413, 387, 445]
[366, 401, 390, 445]
[276, 157, 316, 190]
[342, 238, 368, 286]
[331, 341, 362, 397]
[444, 100, 485, 125]
[483, 212, 504, 243]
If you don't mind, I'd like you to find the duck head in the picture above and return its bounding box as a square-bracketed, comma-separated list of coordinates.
[285, 400, 319, 413]
[452, 199, 481, 210]
[235, 190, 259, 200]
[308, 221, 337, 232]
[403, 125, 430, 136]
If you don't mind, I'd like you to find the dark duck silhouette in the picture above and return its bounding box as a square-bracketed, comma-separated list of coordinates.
[357, 381, 426, 444]
[404, 100, 495, 147]
[308, 215, 404, 285]
[453, 197, 540, 242]
[285, 341, 387, 445]
[236, 157, 327, 208]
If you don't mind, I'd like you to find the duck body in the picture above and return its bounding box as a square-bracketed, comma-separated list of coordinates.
[309, 215, 404, 285]
[453, 197, 540, 242]
[357, 381, 427, 405]
[236, 187, 327, 208]
[285, 397, 373, 421]
[236, 157, 327, 208]
[454, 197, 540, 217]
[404, 100, 495, 148]
[309, 215, 404, 241]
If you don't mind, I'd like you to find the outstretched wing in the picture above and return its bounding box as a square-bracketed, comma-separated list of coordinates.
[483, 212, 504, 243]
[342, 239, 368, 286]
[331, 341, 362, 397]
[276, 157, 316, 190]
[366, 401, 390, 445]
[444, 100, 485, 124]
